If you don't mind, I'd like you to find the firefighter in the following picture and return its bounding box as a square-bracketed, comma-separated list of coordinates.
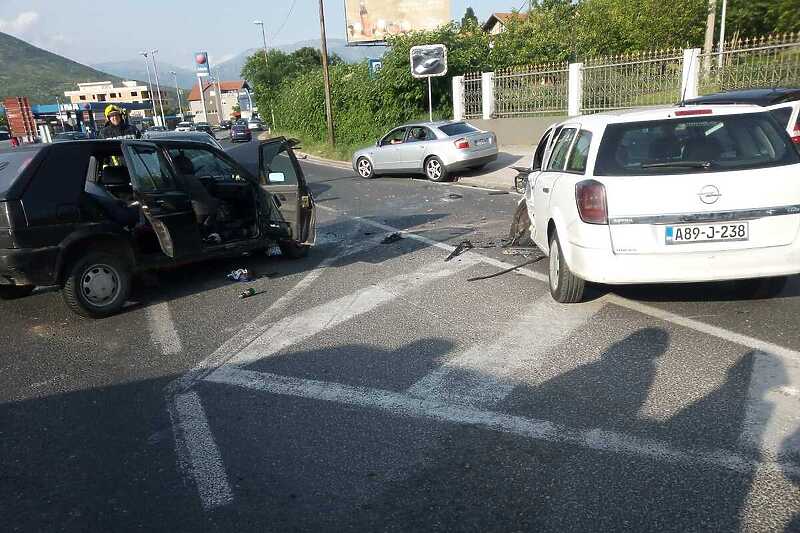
[99, 105, 139, 139]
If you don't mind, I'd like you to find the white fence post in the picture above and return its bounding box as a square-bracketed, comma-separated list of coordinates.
[568, 63, 583, 116]
[681, 48, 702, 100]
[452, 76, 465, 121]
[481, 72, 494, 120]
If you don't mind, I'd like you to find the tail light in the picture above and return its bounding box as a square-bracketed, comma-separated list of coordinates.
[791, 121, 800, 144]
[454, 138, 470, 150]
[576, 180, 608, 225]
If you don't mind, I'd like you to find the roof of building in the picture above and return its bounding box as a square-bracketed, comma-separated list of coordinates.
[482, 12, 527, 32]
[187, 80, 248, 101]
[683, 88, 800, 107]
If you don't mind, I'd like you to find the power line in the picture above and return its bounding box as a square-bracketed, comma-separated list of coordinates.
[272, 0, 299, 41]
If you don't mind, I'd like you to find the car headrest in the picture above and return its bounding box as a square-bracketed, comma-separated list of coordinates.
[172, 154, 195, 175]
[101, 166, 131, 186]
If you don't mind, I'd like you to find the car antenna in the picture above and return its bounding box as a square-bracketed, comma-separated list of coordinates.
[678, 50, 697, 108]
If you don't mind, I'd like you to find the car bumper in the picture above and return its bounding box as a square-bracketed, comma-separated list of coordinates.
[0, 246, 60, 286]
[445, 150, 498, 172]
[565, 239, 800, 284]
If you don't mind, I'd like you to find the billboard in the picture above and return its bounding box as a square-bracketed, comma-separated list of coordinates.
[195, 52, 210, 77]
[345, 0, 450, 45]
[410, 44, 447, 78]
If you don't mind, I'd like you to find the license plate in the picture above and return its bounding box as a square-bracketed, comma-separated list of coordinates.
[665, 222, 749, 244]
[475, 138, 490, 146]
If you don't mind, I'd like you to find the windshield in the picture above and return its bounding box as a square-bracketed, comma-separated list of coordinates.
[595, 112, 799, 176]
[438, 122, 478, 136]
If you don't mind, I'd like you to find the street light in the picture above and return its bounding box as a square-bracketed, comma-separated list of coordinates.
[170, 71, 184, 120]
[150, 49, 167, 127]
[139, 51, 158, 124]
[253, 20, 268, 64]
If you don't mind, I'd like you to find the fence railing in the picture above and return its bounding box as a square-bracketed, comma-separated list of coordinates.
[581, 49, 684, 113]
[454, 32, 800, 120]
[493, 63, 570, 117]
[698, 32, 800, 94]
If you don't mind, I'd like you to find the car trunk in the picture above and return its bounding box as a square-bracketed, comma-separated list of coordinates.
[459, 131, 496, 155]
[604, 167, 800, 255]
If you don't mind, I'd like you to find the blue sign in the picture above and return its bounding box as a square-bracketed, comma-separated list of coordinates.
[195, 51, 210, 77]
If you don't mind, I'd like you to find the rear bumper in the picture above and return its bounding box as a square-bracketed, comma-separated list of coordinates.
[446, 152, 498, 172]
[0, 246, 60, 286]
[565, 238, 800, 284]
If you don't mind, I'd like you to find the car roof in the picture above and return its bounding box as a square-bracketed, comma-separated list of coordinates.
[684, 88, 800, 107]
[398, 120, 474, 129]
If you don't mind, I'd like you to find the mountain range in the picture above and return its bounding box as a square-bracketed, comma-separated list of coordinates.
[91, 60, 197, 90]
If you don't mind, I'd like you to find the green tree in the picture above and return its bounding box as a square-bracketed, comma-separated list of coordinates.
[0, 112, 7, 129]
[490, 3, 577, 65]
[723, 0, 800, 38]
[461, 7, 479, 29]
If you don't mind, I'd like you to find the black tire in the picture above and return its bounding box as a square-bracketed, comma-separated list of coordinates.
[356, 157, 375, 179]
[548, 232, 585, 303]
[735, 276, 788, 299]
[62, 250, 132, 318]
[0, 285, 35, 300]
[424, 156, 449, 182]
[280, 241, 310, 259]
[508, 202, 534, 247]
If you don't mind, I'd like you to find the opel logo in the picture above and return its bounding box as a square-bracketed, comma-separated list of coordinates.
[698, 185, 722, 205]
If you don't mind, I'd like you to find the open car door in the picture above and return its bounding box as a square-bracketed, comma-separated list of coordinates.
[121, 140, 203, 258]
[258, 138, 316, 245]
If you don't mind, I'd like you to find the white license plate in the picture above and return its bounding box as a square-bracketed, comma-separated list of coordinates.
[475, 138, 490, 146]
[666, 222, 749, 244]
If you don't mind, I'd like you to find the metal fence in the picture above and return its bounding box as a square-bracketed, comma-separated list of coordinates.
[493, 63, 570, 117]
[698, 32, 800, 94]
[581, 49, 684, 113]
[463, 72, 483, 119]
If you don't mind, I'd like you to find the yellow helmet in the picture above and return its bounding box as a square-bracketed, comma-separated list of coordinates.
[104, 104, 123, 119]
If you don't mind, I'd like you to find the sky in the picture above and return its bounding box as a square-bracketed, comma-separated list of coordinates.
[0, 0, 526, 68]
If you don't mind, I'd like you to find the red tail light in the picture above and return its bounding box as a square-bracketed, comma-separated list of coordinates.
[675, 108, 713, 116]
[454, 138, 470, 149]
[792, 122, 800, 144]
[576, 180, 608, 225]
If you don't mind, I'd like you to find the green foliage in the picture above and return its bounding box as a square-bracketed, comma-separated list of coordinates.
[489, 2, 577, 64]
[724, 0, 800, 37]
[460, 7, 479, 29]
[0, 113, 7, 129]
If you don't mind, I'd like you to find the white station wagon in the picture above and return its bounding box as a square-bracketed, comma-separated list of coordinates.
[517, 105, 800, 303]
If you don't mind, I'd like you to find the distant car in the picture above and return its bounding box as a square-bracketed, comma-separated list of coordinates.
[247, 119, 264, 131]
[352, 121, 498, 182]
[230, 124, 252, 143]
[219, 120, 232, 130]
[142, 130, 225, 151]
[148, 125, 168, 132]
[194, 123, 214, 137]
[685, 88, 800, 144]
[175, 122, 194, 132]
[53, 132, 88, 142]
[0, 130, 9, 141]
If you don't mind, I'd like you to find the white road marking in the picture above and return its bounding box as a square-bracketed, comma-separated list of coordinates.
[207, 366, 800, 478]
[408, 298, 604, 408]
[218, 255, 476, 369]
[170, 391, 233, 510]
[146, 302, 182, 355]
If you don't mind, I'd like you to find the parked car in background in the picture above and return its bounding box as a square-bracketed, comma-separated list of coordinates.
[512, 105, 800, 304]
[142, 130, 225, 151]
[352, 121, 498, 182]
[230, 124, 253, 143]
[219, 120, 232, 130]
[0, 137, 316, 317]
[194, 122, 214, 137]
[148, 125, 168, 133]
[247, 119, 264, 131]
[53, 131, 88, 142]
[175, 121, 194, 132]
[684, 88, 800, 144]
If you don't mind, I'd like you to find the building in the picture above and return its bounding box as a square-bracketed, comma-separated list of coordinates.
[64, 81, 171, 119]
[187, 80, 252, 125]
[482, 12, 528, 35]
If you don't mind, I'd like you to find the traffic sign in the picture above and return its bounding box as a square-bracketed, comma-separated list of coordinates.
[410, 44, 448, 79]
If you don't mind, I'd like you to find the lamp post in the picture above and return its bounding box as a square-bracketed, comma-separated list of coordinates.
[170, 71, 184, 120]
[139, 51, 158, 125]
[150, 49, 167, 127]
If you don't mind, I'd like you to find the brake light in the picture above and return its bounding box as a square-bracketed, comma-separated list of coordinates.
[576, 180, 608, 225]
[792, 122, 800, 144]
[454, 138, 470, 149]
[675, 108, 713, 116]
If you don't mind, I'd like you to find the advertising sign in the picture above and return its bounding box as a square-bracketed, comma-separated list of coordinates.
[410, 44, 447, 78]
[195, 51, 210, 77]
[344, 0, 450, 45]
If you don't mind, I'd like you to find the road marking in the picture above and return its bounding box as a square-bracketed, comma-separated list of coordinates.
[217, 255, 476, 369]
[408, 298, 604, 408]
[170, 391, 233, 510]
[207, 366, 800, 478]
[146, 302, 182, 355]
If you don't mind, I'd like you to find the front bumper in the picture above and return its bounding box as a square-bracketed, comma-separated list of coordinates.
[0, 246, 60, 286]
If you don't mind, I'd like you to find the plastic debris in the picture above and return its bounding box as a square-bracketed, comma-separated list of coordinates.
[227, 268, 254, 282]
[502, 247, 539, 256]
[445, 240, 473, 262]
[467, 256, 546, 282]
[381, 233, 403, 244]
[267, 245, 283, 256]
[239, 288, 257, 299]
[204, 233, 222, 244]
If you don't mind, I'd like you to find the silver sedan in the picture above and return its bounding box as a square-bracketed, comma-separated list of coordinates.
[352, 121, 498, 182]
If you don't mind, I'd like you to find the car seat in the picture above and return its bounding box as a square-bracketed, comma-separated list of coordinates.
[172, 153, 220, 227]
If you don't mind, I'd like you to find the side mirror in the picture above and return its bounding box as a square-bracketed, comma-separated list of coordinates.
[268, 172, 286, 183]
[514, 174, 528, 194]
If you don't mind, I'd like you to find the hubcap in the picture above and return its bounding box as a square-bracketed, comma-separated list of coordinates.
[81, 264, 120, 307]
[549, 241, 560, 291]
[427, 160, 441, 180]
[358, 159, 372, 177]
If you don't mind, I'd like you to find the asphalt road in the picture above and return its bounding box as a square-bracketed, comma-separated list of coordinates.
[2, 137, 799, 532]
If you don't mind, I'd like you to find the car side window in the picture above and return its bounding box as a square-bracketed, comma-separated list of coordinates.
[532, 129, 553, 170]
[126, 145, 176, 191]
[260, 143, 299, 186]
[168, 148, 245, 183]
[406, 127, 434, 143]
[566, 130, 593, 174]
[545, 128, 577, 172]
[381, 128, 407, 146]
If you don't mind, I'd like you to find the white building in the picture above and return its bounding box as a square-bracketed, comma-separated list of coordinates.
[64, 81, 171, 119]
[187, 80, 252, 124]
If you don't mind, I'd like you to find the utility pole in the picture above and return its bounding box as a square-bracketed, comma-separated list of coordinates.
[703, 0, 717, 73]
[170, 71, 184, 120]
[254, 20, 269, 64]
[213, 69, 225, 124]
[318, 0, 335, 146]
[717, 0, 728, 68]
[150, 49, 167, 127]
[140, 51, 158, 124]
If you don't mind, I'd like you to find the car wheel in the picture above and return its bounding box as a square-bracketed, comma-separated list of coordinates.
[548, 232, 585, 303]
[736, 276, 788, 299]
[0, 285, 35, 300]
[279, 240, 310, 259]
[356, 157, 375, 179]
[424, 156, 449, 182]
[62, 251, 132, 318]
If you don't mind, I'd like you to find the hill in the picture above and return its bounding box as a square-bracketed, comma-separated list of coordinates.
[92, 60, 196, 90]
[0, 32, 125, 104]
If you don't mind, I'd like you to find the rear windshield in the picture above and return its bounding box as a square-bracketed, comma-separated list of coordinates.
[438, 122, 478, 136]
[0, 150, 37, 194]
[595, 112, 800, 176]
[770, 107, 793, 129]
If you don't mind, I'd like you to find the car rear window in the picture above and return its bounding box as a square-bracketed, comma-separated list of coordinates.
[0, 150, 37, 194]
[0, 131, 9, 141]
[438, 122, 479, 136]
[769, 107, 793, 129]
[595, 112, 800, 176]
